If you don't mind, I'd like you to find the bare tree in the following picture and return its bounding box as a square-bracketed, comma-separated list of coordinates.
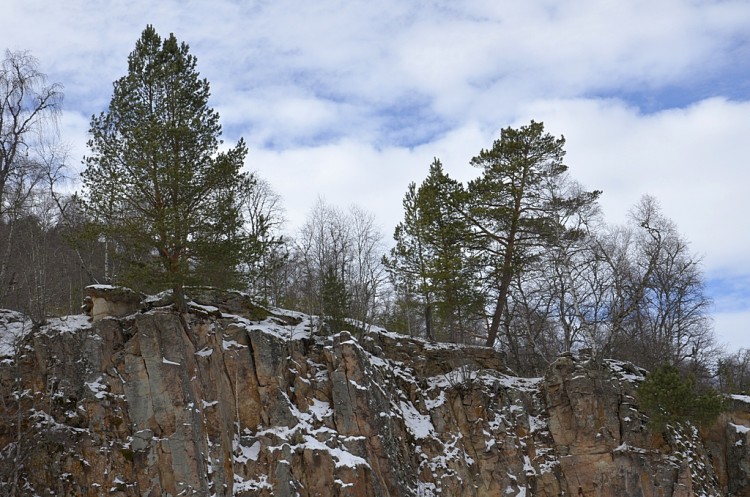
[347, 205, 387, 327]
[617, 196, 714, 369]
[292, 198, 386, 334]
[500, 193, 715, 373]
[718, 349, 750, 394]
[0, 50, 63, 306]
[238, 176, 286, 304]
[295, 198, 352, 320]
[553, 196, 716, 370]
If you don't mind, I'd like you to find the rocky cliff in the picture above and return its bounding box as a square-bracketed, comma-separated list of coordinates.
[0, 287, 748, 496]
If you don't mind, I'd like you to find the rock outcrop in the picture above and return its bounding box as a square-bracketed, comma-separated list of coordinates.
[83, 285, 142, 322]
[0, 288, 748, 496]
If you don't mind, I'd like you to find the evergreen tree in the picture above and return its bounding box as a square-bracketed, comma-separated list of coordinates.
[384, 180, 434, 339]
[384, 159, 484, 343]
[461, 121, 600, 348]
[80, 25, 250, 311]
[321, 265, 350, 335]
[638, 363, 725, 429]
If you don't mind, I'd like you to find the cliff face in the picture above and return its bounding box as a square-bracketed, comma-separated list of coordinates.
[0, 288, 748, 497]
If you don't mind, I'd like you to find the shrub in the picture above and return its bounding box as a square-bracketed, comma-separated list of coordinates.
[637, 364, 725, 429]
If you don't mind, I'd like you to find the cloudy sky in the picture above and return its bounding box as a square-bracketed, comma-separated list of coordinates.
[4, 0, 749, 351]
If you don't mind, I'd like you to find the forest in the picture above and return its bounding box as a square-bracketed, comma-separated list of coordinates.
[1, 27, 748, 393]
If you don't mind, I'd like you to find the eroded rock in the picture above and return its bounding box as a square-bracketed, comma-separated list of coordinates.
[0, 292, 748, 496]
[84, 285, 142, 322]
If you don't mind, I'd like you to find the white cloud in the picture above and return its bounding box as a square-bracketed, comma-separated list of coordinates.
[58, 111, 90, 175]
[521, 97, 750, 275]
[713, 309, 750, 353]
[246, 122, 489, 236]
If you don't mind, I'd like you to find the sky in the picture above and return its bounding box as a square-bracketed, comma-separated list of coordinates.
[3, 0, 749, 352]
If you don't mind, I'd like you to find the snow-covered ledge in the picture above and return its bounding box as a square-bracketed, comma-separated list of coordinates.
[83, 285, 142, 322]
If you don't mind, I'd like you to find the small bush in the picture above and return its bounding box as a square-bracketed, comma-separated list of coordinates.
[445, 363, 478, 392]
[637, 364, 725, 429]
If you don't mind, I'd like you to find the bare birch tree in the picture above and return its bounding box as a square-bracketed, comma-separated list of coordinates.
[0, 50, 63, 309]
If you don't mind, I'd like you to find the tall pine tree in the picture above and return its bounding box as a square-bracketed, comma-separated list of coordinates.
[384, 180, 435, 339]
[385, 159, 484, 343]
[462, 121, 600, 348]
[81, 25, 250, 311]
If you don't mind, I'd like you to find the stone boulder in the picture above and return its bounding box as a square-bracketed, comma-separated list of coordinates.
[83, 285, 142, 322]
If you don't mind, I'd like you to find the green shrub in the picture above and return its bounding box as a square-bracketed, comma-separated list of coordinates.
[637, 364, 725, 429]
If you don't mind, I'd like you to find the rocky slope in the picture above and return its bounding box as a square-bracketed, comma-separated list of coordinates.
[0, 286, 748, 496]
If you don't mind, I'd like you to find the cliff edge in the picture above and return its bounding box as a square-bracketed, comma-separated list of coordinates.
[0, 287, 748, 496]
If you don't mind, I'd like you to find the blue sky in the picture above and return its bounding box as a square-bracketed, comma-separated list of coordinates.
[3, 0, 750, 351]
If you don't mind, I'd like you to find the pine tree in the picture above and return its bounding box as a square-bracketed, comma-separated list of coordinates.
[384, 180, 435, 339]
[81, 25, 250, 311]
[638, 363, 725, 428]
[462, 121, 600, 348]
[384, 159, 484, 342]
[320, 265, 350, 335]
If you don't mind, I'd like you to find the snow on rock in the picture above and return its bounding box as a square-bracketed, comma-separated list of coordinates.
[1, 288, 748, 497]
[0, 309, 31, 357]
[195, 347, 213, 357]
[187, 301, 221, 315]
[399, 400, 435, 439]
[84, 376, 109, 399]
[233, 436, 261, 464]
[41, 314, 92, 334]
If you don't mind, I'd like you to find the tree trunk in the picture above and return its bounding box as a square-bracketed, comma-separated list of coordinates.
[424, 302, 434, 341]
[174, 282, 187, 314]
[486, 220, 519, 348]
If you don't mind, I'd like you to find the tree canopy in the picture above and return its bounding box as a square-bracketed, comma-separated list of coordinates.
[454, 121, 601, 348]
[384, 159, 484, 343]
[383, 121, 714, 376]
[81, 25, 251, 310]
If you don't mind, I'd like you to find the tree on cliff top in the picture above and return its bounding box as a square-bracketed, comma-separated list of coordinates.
[384, 159, 484, 343]
[80, 25, 250, 311]
[462, 121, 600, 348]
[638, 363, 725, 429]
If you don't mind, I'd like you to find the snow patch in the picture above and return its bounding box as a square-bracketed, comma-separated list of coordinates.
[188, 302, 220, 314]
[85, 376, 108, 399]
[222, 339, 247, 350]
[0, 310, 31, 357]
[425, 391, 446, 410]
[234, 437, 261, 464]
[41, 315, 92, 335]
[234, 473, 272, 493]
[308, 398, 333, 421]
[400, 401, 435, 439]
[528, 415, 546, 433]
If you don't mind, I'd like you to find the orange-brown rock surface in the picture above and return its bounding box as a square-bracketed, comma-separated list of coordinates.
[0, 288, 748, 496]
